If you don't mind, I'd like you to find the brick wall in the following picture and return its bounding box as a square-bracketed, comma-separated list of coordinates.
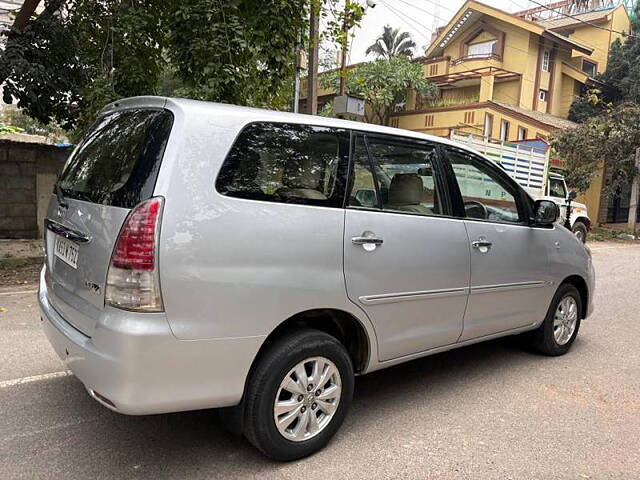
[0, 140, 70, 238]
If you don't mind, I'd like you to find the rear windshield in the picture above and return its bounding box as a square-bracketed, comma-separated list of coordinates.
[58, 108, 173, 208]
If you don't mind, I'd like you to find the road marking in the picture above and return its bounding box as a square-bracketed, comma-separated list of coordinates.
[0, 370, 72, 389]
[0, 289, 38, 297]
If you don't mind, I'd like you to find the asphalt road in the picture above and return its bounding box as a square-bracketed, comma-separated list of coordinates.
[1, 242, 639, 479]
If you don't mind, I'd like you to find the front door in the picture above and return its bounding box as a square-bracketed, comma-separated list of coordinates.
[343, 134, 470, 361]
[444, 147, 555, 341]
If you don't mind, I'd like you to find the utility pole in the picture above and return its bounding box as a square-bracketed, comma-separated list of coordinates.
[627, 147, 640, 233]
[307, 2, 320, 115]
[338, 5, 349, 96]
[292, 30, 303, 113]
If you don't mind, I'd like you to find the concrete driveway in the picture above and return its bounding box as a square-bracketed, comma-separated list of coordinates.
[1, 242, 639, 479]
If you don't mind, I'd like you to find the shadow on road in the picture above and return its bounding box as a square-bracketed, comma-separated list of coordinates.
[4, 335, 582, 478]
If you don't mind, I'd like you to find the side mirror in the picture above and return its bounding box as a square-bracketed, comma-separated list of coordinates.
[568, 191, 577, 201]
[533, 200, 559, 226]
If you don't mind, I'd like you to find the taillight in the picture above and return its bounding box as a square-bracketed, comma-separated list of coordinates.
[105, 197, 164, 312]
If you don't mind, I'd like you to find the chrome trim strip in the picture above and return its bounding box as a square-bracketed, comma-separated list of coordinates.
[470, 281, 548, 295]
[45, 219, 91, 244]
[359, 287, 469, 305]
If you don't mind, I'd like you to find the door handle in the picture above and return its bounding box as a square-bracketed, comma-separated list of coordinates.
[352, 236, 384, 245]
[471, 239, 492, 253]
[471, 240, 492, 248]
[352, 231, 383, 251]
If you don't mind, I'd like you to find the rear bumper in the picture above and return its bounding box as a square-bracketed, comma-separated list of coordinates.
[38, 267, 265, 415]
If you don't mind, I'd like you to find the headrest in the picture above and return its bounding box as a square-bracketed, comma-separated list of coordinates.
[282, 156, 321, 190]
[387, 173, 423, 205]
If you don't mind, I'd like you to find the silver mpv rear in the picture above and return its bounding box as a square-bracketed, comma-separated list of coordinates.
[40, 96, 595, 460]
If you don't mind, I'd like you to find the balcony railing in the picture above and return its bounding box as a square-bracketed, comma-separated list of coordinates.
[450, 53, 502, 65]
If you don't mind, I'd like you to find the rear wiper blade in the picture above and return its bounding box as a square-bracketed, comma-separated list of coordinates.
[55, 182, 68, 208]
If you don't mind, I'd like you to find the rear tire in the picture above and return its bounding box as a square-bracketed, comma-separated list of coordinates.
[529, 284, 582, 356]
[572, 221, 588, 243]
[243, 329, 354, 461]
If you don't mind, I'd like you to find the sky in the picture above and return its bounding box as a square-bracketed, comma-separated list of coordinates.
[346, 0, 538, 64]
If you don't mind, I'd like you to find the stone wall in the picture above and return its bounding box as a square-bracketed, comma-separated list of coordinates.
[0, 140, 70, 238]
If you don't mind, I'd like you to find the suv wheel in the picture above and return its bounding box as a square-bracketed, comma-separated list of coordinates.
[529, 284, 582, 356]
[243, 329, 354, 461]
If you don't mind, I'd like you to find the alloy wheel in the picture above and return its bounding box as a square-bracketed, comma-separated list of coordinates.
[553, 296, 578, 345]
[273, 356, 342, 442]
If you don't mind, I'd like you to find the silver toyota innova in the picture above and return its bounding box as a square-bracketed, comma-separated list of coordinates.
[40, 96, 595, 460]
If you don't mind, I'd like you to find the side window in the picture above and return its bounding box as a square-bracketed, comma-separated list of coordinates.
[447, 149, 523, 224]
[348, 135, 444, 216]
[216, 122, 347, 207]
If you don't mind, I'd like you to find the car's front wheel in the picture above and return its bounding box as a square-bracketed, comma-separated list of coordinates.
[243, 329, 354, 461]
[529, 283, 582, 356]
[572, 221, 588, 243]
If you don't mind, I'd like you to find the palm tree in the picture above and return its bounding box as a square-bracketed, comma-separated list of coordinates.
[366, 25, 416, 59]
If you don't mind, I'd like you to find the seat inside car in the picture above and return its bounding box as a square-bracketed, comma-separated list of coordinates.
[384, 173, 431, 214]
[276, 156, 328, 200]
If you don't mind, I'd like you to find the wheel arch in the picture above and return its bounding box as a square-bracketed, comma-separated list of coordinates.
[560, 275, 589, 319]
[252, 308, 372, 375]
[572, 216, 591, 230]
[220, 308, 372, 436]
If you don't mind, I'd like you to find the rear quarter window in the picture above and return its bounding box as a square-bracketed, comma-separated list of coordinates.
[58, 108, 173, 208]
[216, 122, 349, 208]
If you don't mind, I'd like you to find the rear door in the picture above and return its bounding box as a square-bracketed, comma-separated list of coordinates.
[44, 108, 173, 336]
[343, 133, 470, 362]
[443, 147, 554, 341]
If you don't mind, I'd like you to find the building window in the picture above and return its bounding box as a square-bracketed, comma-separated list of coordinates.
[464, 111, 475, 124]
[517, 126, 527, 140]
[539, 89, 548, 102]
[467, 40, 497, 58]
[429, 64, 439, 76]
[582, 59, 597, 77]
[542, 49, 551, 72]
[424, 114, 434, 127]
[483, 113, 494, 138]
[499, 119, 510, 141]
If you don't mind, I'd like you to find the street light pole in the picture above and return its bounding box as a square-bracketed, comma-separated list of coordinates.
[337, 1, 376, 97]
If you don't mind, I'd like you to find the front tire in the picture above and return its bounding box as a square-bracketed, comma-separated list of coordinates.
[572, 221, 588, 243]
[243, 329, 354, 461]
[530, 284, 582, 356]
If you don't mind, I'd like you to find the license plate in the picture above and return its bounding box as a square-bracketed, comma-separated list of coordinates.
[54, 235, 79, 269]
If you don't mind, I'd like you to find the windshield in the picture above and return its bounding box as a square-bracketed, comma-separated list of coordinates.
[548, 178, 567, 199]
[58, 109, 173, 208]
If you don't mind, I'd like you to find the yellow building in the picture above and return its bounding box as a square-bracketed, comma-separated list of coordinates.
[388, 0, 631, 225]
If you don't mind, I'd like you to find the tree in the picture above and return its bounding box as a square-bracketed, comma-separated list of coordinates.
[320, 55, 437, 125]
[552, 104, 640, 199]
[567, 88, 610, 123]
[2, 0, 170, 138]
[167, 0, 307, 109]
[568, 5, 640, 123]
[1, 0, 308, 138]
[365, 25, 416, 59]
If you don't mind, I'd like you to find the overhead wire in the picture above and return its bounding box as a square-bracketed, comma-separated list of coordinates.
[377, 0, 434, 41]
[527, 0, 639, 39]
